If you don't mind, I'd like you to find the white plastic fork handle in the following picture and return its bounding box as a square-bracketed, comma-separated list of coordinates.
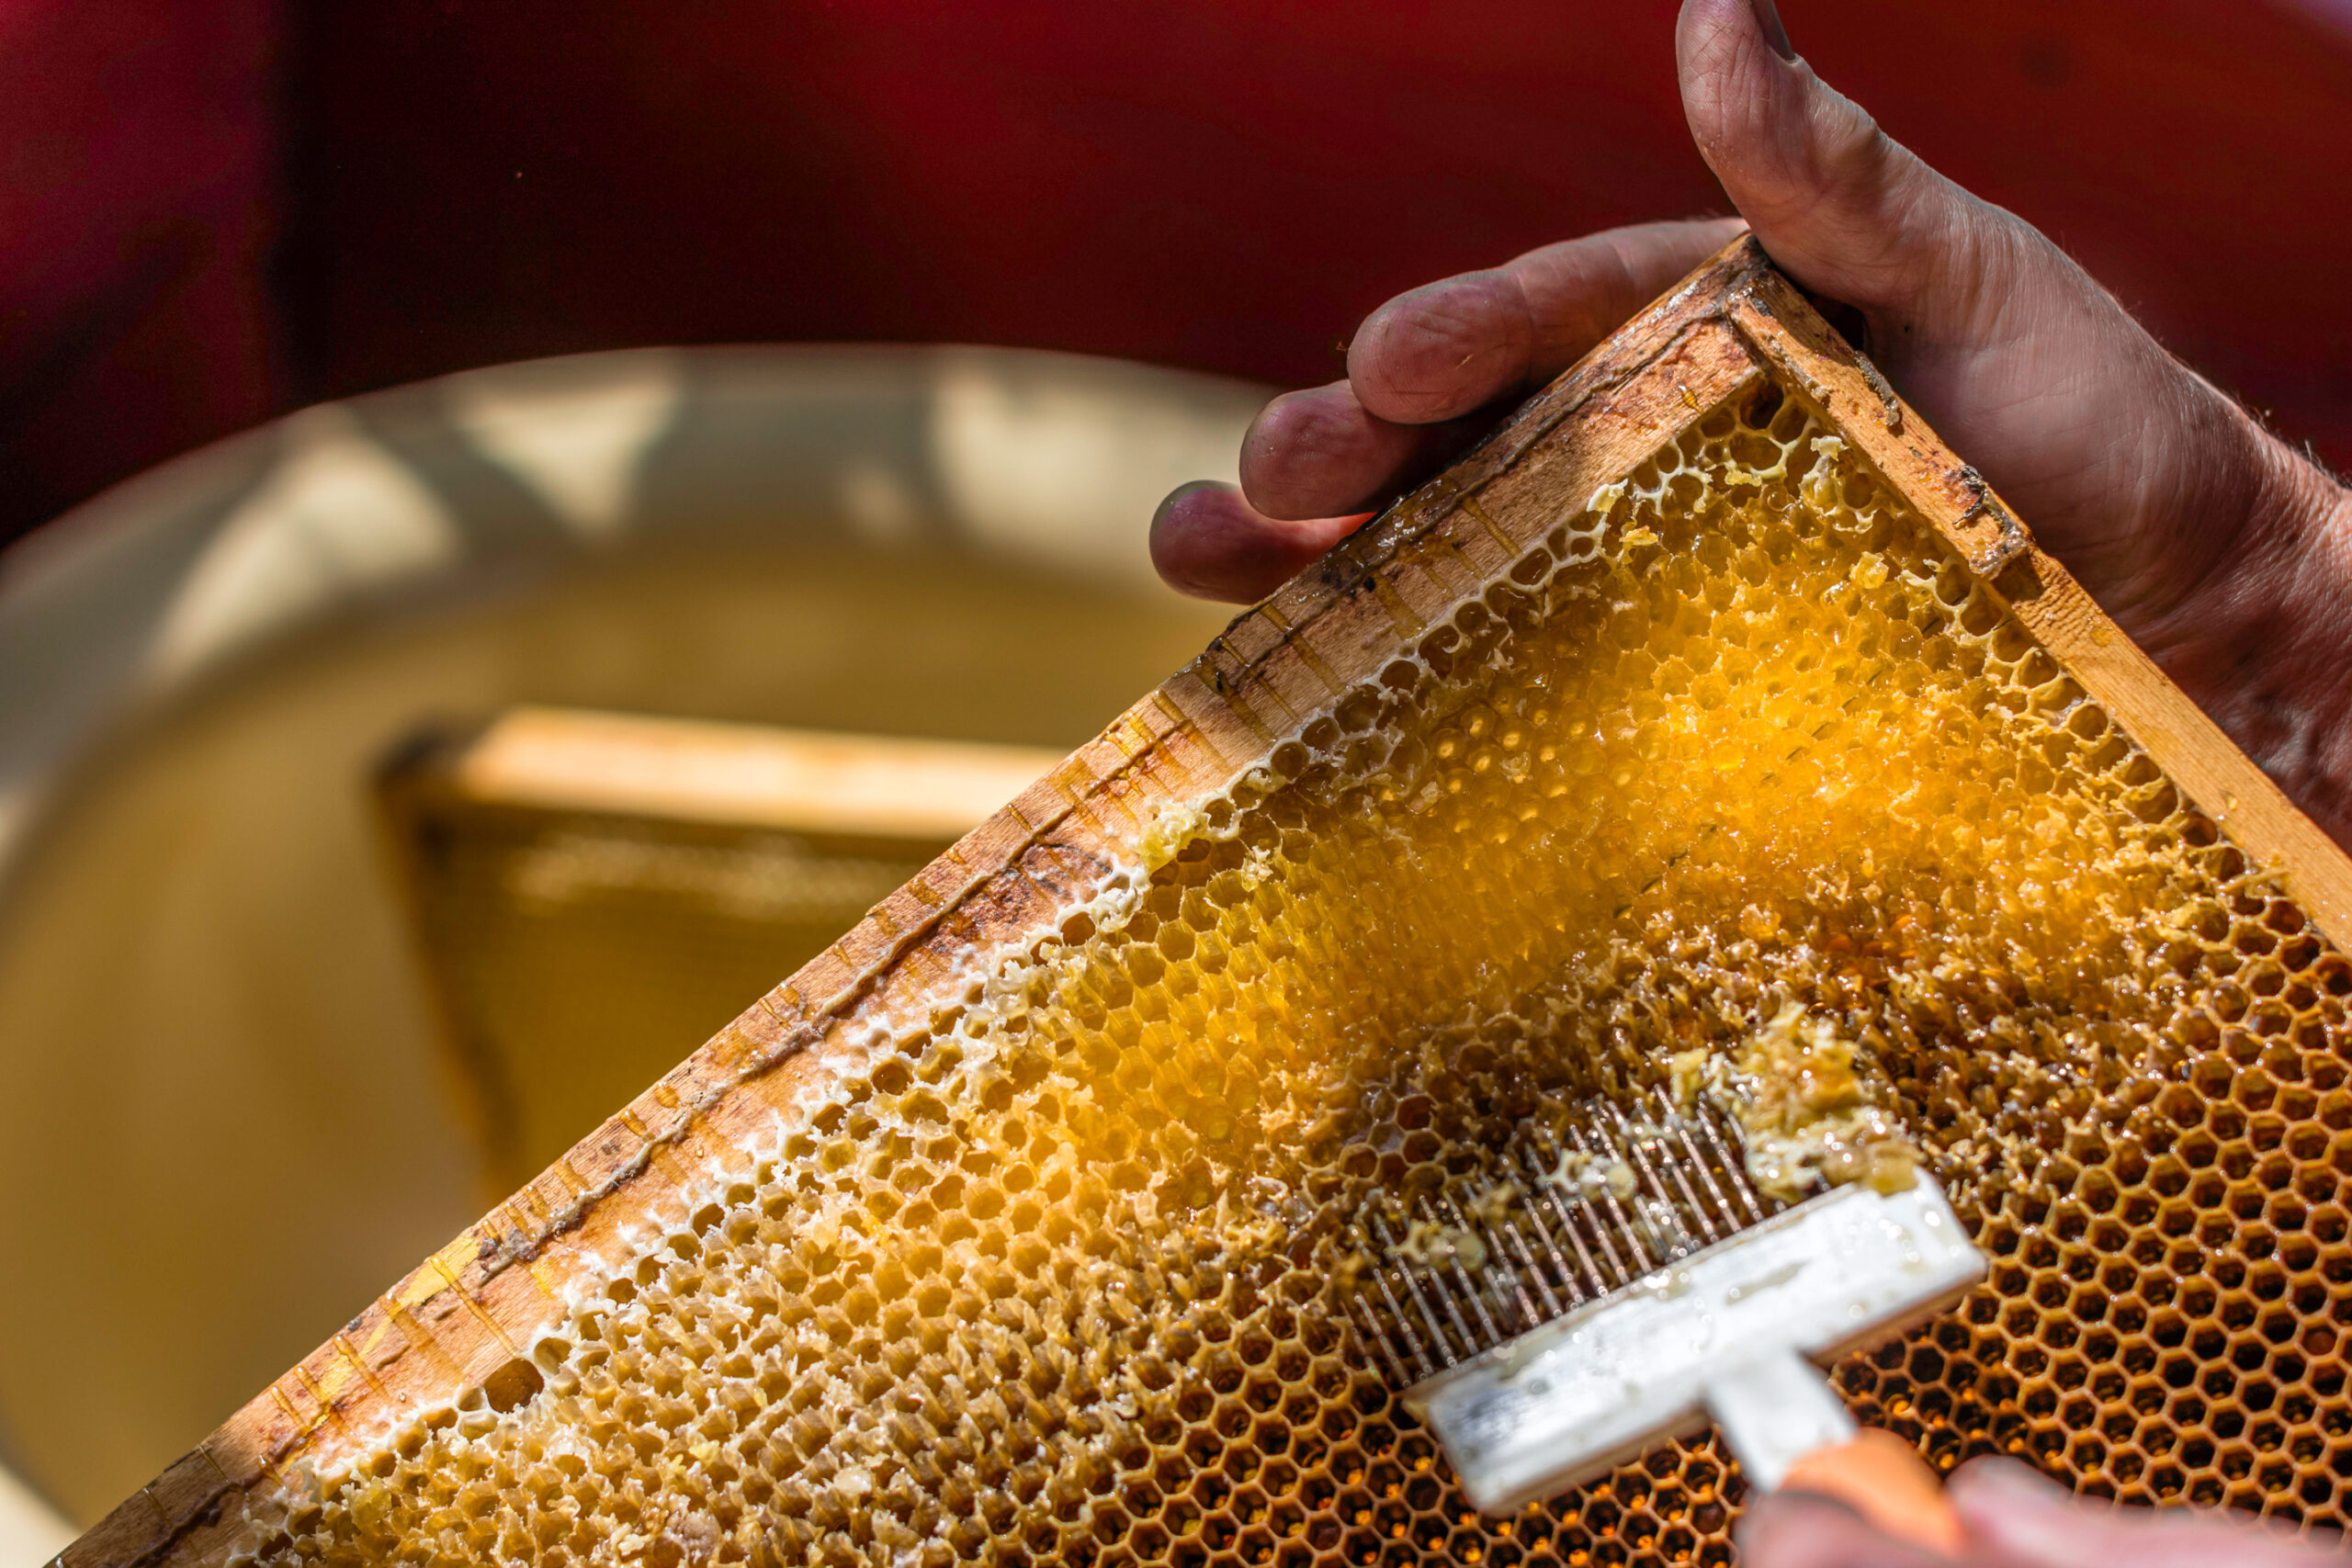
[1405, 1177, 1985, 1515]
[1704, 1345, 1857, 1492]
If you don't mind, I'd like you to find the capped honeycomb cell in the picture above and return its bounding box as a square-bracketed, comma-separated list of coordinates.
[66, 239, 2352, 1568]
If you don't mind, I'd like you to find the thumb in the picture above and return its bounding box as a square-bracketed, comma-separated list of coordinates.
[1673, 0, 2023, 336]
[1948, 1458, 2344, 1567]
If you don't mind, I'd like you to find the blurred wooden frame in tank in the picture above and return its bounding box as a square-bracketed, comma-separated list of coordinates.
[68, 235, 2352, 1567]
[375, 708, 1064, 1193]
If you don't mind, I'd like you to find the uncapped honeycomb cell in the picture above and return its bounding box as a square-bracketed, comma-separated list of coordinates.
[247, 382, 2352, 1568]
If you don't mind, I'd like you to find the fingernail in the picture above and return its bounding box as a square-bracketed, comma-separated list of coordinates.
[1751, 0, 1796, 61]
[1962, 1459, 2070, 1506]
[1949, 1459, 2083, 1551]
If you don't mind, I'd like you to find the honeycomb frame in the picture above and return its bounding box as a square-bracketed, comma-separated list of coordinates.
[374, 708, 1067, 1192]
[64, 238, 2352, 1568]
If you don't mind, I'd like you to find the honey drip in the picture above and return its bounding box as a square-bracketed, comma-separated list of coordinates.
[246, 385, 2352, 1566]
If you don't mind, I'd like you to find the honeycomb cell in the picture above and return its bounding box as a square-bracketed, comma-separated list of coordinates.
[233, 386, 2352, 1565]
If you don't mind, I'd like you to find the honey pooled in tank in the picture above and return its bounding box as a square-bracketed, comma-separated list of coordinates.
[221, 367, 2352, 1568]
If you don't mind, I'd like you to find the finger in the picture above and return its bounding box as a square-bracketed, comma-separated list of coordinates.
[1950, 1458, 2345, 1568]
[1149, 479, 1370, 604]
[1738, 1492, 1952, 1568]
[1238, 382, 1491, 522]
[1347, 219, 1749, 427]
[1248, 221, 1747, 521]
[1669, 0, 2213, 590]
[1674, 0, 2027, 331]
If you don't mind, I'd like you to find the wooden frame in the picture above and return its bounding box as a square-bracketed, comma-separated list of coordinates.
[67, 236, 2352, 1568]
[407, 708, 1069, 843]
[372, 708, 1071, 1192]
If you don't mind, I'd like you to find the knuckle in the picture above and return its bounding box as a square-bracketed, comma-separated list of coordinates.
[1373, 279, 1506, 366]
[1254, 392, 1360, 470]
[1355, 273, 1522, 419]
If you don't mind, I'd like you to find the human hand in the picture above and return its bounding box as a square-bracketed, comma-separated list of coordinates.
[1742, 1455, 2343, 1567]
[1151, 0, 2352, 846]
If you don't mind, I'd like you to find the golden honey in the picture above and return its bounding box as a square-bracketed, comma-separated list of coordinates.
[250, 383, 2351, 1567]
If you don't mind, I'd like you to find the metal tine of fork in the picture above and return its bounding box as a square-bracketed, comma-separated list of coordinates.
[1661, 1090, 1740, 1243]
[1607, 1102, 1697, 1261]
[1388, 1199, 1484, 1362]
[1647, 1090, 1728, 1240]
[1566, 1123, 1652, 1281]
[1449, 1184, 1543, 1337]
[1512, 1133, 1581, 1297]
[1510, 1138, 1595, 1307]
[1551, 1126, 1630, 1293]
[1366, 1209, 1463, 1367]
[1346, 1287, 1420, 1388]
[1490, 1198, 1564, 1325]
[1520, 1131, 1611, 1301]
[1427, 1191, 1512, 1348]
[1353, 1220, 1439, 1382]
[1616, 1099, 1710, 1256]
[1696, 1103, 1771, 1225]
[1693, 1090, 1769, 1241]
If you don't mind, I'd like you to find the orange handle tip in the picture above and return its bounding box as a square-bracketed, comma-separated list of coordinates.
[1779, 1428, 1964, 1559]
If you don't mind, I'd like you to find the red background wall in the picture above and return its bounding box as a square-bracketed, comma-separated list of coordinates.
[5, 1, 2348, 547]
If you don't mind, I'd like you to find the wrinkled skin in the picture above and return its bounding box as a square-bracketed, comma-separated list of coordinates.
[1153, 0, 2352, 851]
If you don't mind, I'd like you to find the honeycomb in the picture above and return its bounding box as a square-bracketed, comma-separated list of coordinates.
[233, 381, 2352, 1568]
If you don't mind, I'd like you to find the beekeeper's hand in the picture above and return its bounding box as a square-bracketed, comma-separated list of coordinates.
[1742, 1455, 2342, 1567]
[1150, 0, 2352, 846]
